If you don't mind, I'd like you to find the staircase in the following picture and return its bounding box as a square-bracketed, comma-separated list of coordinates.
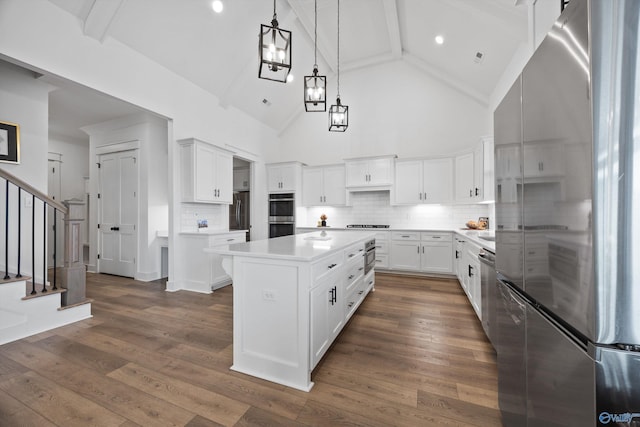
[0, 169, 91, 345]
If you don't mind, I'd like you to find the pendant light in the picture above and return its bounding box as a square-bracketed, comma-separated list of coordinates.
[329, 0, 348, 131]
[258, 0, 292, 83]
[304, 0, 327, 111]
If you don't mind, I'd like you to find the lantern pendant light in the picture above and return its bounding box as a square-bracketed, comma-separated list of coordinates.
[258, 0, 292, 83]
[329, 0, 348, 131]
[304, 0, 327, 111]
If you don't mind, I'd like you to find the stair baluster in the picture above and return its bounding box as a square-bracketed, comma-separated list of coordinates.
[16, 187, 22, 278]
[4, 179, 9, 280]
[52, 208, 57, 290]
[41, 201, 47, 293]
[31, 194, 35, 295]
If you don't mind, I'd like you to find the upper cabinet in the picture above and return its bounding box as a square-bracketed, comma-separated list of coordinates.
[345, 155, 396, 190]
[302, 164, 346, 206]
[455, 137, 494, 203]
[393, 158, 453, 205]
[179, 138, 233, 204]
[267, 162, 303, 193]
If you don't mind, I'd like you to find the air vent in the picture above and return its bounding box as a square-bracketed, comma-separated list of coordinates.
[474, 51, 484, 64]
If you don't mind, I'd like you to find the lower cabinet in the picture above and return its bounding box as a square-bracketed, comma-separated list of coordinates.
[459, 239, 482, 319]
[179, 231, 246, 293]
[389, 231, 453, 274]
[310, 270, 344, 368]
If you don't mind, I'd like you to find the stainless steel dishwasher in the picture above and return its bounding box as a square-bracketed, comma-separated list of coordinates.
[478, 249, 496, 348]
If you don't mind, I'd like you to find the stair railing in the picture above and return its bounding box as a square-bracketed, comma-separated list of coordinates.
[0, 168, 86, 305]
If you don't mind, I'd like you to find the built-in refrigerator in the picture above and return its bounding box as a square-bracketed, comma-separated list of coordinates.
[230, 191, 250, 241]
[494, 1, 640, 425]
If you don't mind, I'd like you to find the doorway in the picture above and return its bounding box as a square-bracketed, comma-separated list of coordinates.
[231, 157, 251, 241]
[98, 149, 138, 277]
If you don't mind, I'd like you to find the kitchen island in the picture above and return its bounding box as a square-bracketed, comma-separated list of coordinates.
[204, 230, 376, 391]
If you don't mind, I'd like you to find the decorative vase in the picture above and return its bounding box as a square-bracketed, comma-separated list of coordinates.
[321, 220, 326, 227]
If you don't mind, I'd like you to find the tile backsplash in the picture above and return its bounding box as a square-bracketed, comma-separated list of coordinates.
[180, 203, 227, 231]
[298, 191, 492, 230]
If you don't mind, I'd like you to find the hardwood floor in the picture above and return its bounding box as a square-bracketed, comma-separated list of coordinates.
[0, 272, 502, 426]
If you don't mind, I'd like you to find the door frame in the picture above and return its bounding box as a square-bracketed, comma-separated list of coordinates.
[96, 140, 140, 277]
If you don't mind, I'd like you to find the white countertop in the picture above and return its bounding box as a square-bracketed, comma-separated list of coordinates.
[296, 226, 496, 252]
[205, 230, 376, 262]
[180, 229, 248, 236]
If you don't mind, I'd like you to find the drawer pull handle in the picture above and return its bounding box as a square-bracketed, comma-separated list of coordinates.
[348, 253, 355, 258]
[401, 235, 411, 238]
[348, 302, 355, 308]
[358, 267, 364, 271]
[432, 236, 441, 239]
[348, 275, 354, 280]
[227, 238, 235, 242]
[328, 263, 337, 269]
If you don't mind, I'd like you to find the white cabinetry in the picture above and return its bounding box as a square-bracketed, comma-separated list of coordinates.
[179, 138, 233, 204]
[455, 137, 494, 203]
[180, 231, 246, 293]
[455, 234, 482, 320]
[390, 231, 453, 274]
[393, 158, 453, 205]
[267, 162, 303, 193]
[310, 268, 344, 367]
[373, 231, 389, 269]
[345, 155, 395, 189]
[302, 164, 346, 206]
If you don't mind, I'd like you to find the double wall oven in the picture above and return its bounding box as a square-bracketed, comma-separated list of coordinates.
[268, 193, 295, 238]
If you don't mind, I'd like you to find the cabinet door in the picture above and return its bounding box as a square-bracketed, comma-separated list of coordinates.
[394, 160, 423, 204]
[279, 164, 298, 191]
[345, 160, 369, 187]
[390, 241, 421, 271]
[215, 150, 233, 204]
[302, 168, 324, 206]
[473, 144, 484, 200]
[423, 158, 453, 204]
[455, 152, 475, 202]
[195, 143, 217, 202]
[322, 165, 346, 205]
[267, 166, 282, 192]
[310, 280, 330, 368]
[368, 158, 393, 186]
[421, 242, 453, 273]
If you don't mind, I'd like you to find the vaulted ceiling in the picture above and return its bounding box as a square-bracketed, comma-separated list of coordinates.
[45, 0, 528, 140]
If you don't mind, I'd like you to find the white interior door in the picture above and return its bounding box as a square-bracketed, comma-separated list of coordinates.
[99, 150, 138, 278]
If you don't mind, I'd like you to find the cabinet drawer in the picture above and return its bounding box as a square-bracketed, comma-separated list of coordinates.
[345, 263, 365, 293]
[375, 254, 388, 269]
[211, 233, 246, 246]
[421, 232, 452, 242]
[375, 240, 389, 254]
[391, 231, 420, 241]
[345, 243, 365, 264]
[312, 251, 344, 281]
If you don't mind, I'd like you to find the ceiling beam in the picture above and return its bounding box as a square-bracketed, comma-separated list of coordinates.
[403, 53, 489, 107]
[81, 0, 124, 43]
[382, 0, 402, 60]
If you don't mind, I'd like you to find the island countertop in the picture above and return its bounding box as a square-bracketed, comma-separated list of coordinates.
[204, 229, 376, 262]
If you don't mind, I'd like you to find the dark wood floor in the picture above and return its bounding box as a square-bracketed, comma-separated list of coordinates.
[0, 272, 502, 426]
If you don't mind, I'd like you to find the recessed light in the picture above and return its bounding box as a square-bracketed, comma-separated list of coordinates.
[286, 74, 294, 83]
[211, 0, 223, 13]
[435, 35, 444, 45]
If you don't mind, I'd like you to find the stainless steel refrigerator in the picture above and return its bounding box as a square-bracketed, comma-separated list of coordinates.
[494, 1, 640, 425]
[230, 191, 250, 241]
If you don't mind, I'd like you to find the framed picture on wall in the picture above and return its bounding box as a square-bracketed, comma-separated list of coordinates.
[0, 121, 20, 164]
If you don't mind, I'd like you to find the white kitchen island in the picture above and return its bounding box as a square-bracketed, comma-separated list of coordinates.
[204, 230, 376, 391]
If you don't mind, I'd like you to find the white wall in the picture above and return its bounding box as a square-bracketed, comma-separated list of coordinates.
[48, 136, 89, 201]
[277, 60, 492, 165]
[83, 113, 169, 281]
[0, 0, 279, 289]
[0, 60, 51, 281]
